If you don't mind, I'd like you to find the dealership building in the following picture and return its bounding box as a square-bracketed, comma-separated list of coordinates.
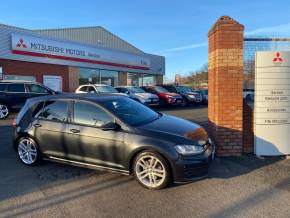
[0, 24, 165, 92]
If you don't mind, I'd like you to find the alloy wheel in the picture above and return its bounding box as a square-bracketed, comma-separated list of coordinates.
[18, 138, 38, 165]
[135, 155, 166, 188]
[0, 104, 9, 119]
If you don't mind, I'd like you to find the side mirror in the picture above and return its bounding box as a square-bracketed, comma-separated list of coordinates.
[101, 122, 121, 131]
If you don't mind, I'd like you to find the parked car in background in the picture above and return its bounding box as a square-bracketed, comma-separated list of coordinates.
[75, 84, 124, 95]
[0, 80, 58, 119]
[161, 85, 202, 106]
[243, 89, 254, 102]
[13, 94, 214, 190]
[194, 89, 208, 104]
[115, 86, 159, 106]
[141, 86, 184, 106]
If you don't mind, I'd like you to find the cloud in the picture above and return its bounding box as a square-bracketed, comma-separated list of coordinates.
[156, 41, 208, 56]
[245, 23, 290, 36]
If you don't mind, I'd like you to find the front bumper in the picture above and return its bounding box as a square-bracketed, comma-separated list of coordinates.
[172, 143, 215, 183]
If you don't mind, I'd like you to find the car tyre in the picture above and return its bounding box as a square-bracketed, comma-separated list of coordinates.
[133, 151, 171, 190]
[17, 137, 41, 166]
[0, 103, 9, 119]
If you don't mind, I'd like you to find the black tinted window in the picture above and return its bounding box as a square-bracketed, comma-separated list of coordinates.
[8, 84, 25, 92]
[38, 101, 68, 122]
[79, 86, 88, 92]
[74, 101, 113, 127]
[87, 86, 96, 93]
[0, 84, 6, 92]
[27, 84, 49, 94]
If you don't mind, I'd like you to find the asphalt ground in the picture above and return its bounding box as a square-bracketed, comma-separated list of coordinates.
[0, 106, 290, 218]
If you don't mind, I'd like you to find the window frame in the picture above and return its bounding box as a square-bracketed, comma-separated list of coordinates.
[71, 100, 116, 128]
[25, 83, 52, 94]
[7, 83, 26, 93]
[35, 99, 69, 124]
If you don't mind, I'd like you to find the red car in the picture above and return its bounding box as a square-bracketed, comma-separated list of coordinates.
[141, 86, 184, 106]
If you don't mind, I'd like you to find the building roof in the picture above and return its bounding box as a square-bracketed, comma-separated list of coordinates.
[33, 26, 144, 54]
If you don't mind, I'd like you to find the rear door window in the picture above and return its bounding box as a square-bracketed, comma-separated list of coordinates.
[79, 86, 88, 92]
[27, 84, 50, 94]
[38, 101, 68, 122]
[8, 84, 25, 93]
[87, 86, 96, 93]
[0, 83, 7, 92]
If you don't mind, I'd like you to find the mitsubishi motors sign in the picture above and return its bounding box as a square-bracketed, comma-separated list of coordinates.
[11, 33, 150, 70]
[255, 51, 290, 156]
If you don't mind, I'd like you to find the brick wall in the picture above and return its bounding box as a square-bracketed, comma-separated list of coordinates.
[0, 59, 70, 92]
[208, 16, 244, 156]
[155, 75, 164, 85]
[118, 72, 128, 86]
[68, 66, 79, 92]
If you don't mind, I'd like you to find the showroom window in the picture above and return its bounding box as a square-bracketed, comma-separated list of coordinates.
[143, 75, 157, 86]
[100, 70, 118, 87]
[79, 68, 100, 85]
[127, 73, 157, 86]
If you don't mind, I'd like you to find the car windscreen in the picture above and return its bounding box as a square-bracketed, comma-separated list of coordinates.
[176, 86, 193, 93]
[96, 86, 118, 93]
[101, 97, 160, 126]
[154, 86, 169, 93]
[129, 87, 146, 93]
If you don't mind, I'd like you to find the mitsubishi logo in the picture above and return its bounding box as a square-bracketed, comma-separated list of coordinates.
[16, 38, 27, 48]
[273, 52, 283, 63]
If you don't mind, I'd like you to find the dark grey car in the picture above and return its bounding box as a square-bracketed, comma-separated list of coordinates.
[13, 94, 214, 189]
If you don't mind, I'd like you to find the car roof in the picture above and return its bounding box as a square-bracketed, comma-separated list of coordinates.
[27, 93, 127, 104]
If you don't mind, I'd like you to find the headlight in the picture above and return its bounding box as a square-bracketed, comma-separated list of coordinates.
[188, 95, 196, 99]
[165, 95, 175, 99]
[175, 145, 204, 155]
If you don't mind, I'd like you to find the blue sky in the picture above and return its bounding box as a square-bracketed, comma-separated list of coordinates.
[1, 0, 290, 80]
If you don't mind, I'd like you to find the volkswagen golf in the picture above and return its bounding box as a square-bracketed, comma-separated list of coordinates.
[13, 94, 214, 189]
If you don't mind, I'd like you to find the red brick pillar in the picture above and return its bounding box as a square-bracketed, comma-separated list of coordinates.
[208, 16, 244, 156]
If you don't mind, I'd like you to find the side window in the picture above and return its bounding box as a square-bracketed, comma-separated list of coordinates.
[8, 84, 25, 93]
[164, 86, 173, 92]
[0, 83, 7, 92]
[87, 86, 96, 93]
[32, 101, 45, 118]
[38, 101, 68, 122]
[73, 101, 113, 127]
[27, 84, 49, 94]
[79, 86, 88, 92]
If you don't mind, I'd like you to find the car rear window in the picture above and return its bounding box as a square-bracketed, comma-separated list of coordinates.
[0, 83, 6, 92]
[8, 84, 25, 92]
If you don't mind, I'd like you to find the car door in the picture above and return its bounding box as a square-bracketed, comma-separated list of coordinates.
[33, 100, 70, 158]
[6, 83, 30, 110]
[66, 100, 126, 170]
[26, 83, 53, 98]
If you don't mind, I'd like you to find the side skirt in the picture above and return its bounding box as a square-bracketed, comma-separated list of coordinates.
[43, 156, 130, 175]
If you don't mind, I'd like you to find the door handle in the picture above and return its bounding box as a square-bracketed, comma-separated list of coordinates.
[33, 123, 42, 128]
[70, 129, 80, 134]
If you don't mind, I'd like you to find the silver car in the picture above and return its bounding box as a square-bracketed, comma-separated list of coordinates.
[115, 86, 159, 106]
[75, 84, 126, 96]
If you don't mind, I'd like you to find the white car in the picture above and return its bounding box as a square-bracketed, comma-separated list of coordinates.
[115, 86, 159, 106]
[75, 84, 126, 96]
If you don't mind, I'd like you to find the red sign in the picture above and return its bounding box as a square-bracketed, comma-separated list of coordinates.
[273, 52, 283, 63]
[16, 38, 27, 48]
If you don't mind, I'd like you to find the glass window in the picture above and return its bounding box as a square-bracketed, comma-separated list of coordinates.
[95, 85, 118, 93]
[8, 84, 25, 93]
[100, 70, 118, 87]
[4, 75, 36, 82]
[38, 101, 68, 122]
[143, 75, 156, 86]
[74, 101, 113, 127]
[79, 86, 88, 92]
[27, 84, 50, 94]
[79, 68, 100, 85]
[128, 73, 143, 86]
[128, 87, 146, 93]
[0, 83, 7, 92]
[101, 97, 160, 126]
[154, 86, 169, 93]
[87, 86, 96, 93]
[176, 86, 193, 93]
